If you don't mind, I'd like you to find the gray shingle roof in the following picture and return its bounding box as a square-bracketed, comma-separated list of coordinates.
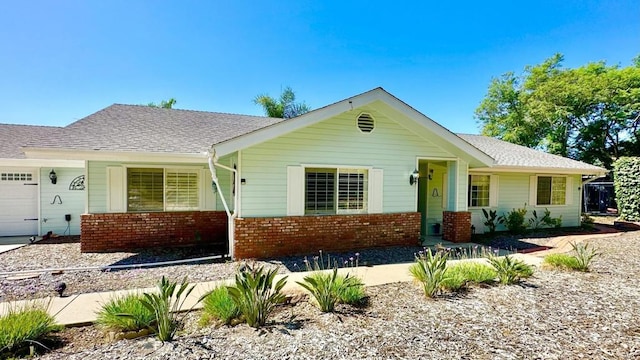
[0, 123, 63, 159]
[458, 133, 605, 172]
[29, 105, 285, 154]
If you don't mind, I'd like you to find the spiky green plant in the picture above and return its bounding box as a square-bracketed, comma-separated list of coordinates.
[200, 285, 240, 326]
[488, 255, 534, 284]
[0, 302, 60, 357]
[543, 253, 581, 270]
[96, 293, 155, 332]
[335, 275, 367, 306]
[409, 250, 449, 298]
[571, 242, 599, 271]
[297, 269, 341, 312]
[140, 277, 195, 341]
[227, 266, 288, 328]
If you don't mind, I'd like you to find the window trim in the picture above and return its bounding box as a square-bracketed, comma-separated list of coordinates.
[124, 165, 203, 212]
[468, 174, 491, 208]
[467, 173, 498, 209]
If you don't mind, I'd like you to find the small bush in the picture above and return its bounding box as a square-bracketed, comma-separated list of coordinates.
[0, 302, 60, 357]
[297, 269, 341, 312]
[571, 242, 599, 271]
[409, 250, 449, 298]
[543, 253, 580, 270]
[451, 262, 497, 284]
[200, 286, 240, 326]
[335, 275, 367, 306]
[227, 265, 287, 328]
[141, 277, 195, 341]
[482, 209, 503, 234]
[96, 293, 155, 332]
[488, 255, 533, 284]
[441, 270, 467, 291]
[501, 206, 529, 234]
[581, 213, 595, 230]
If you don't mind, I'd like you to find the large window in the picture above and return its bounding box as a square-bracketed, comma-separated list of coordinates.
[127, 168, 199, 212]
[468, 174, 490, 207]
[537, 176, 566, 205]
[305, 168, 368, 214]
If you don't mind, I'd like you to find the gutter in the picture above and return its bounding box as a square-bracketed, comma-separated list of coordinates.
[207, 149, 238, 259]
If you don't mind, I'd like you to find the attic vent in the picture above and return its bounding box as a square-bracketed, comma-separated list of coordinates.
[357, 113, 375, 133]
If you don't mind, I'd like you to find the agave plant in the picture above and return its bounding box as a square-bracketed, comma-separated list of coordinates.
[140, 277, 195, 341]
[570, 242, 599, 271]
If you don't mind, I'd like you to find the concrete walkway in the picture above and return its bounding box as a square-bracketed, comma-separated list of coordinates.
[0, 253, 543, 327]
[0, 236, 31, 254]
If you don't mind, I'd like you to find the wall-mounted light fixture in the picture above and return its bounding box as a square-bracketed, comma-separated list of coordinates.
[49, 169, 57, 184]
[409, 169, 419, 185]
[428, 169, 434, 180]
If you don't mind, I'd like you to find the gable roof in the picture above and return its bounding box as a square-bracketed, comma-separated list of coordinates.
[0, 123, 63, 159]
[26, 105, 285, 155]
[458, 134, 606, 175]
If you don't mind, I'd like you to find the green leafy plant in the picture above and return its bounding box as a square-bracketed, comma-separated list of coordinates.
[488, 255, 534, 284]
[335, 275, 367, 306]
[96, 293, 155, 332]
[529, 208, 562, 229]
[297, 269, 341, 312]
[409, 250, 449, 298]
[501, 206, 529, 234]
[613, 157, 640, 221]
[0, 302, 60, 357]
[200, 285, 240, 326]
[571, 242, 599, 271]
[581, 213, 595, 230]
[542, 253, 580, 270]
[227, 265, 288, 328]
[482, 209, 504, 233]
[140, 277, 195, 341]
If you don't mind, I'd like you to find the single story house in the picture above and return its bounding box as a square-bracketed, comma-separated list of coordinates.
[17, 88, 606, 258]
[0, 124, 85, 237]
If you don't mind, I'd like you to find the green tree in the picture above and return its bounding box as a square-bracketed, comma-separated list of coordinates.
[148, 98, 177, 109]
[253, 87, 310, 119]
[476, 54, 640, 168]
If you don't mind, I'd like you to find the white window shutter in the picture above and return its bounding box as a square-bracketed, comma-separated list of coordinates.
[107, 166, 124, 212]
[489, 174, 499, 207]
[287, 166, 304, 216]
[565, 176, 573, 205]
[368, 169, 384, 213]
[529, 175, 537, 207]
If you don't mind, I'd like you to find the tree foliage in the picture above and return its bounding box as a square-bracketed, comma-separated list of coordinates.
[148, 98, 177, 109]
[476, 54, 640, 168]
[613, 157, 640, 221]
[253, 86, 310, 119]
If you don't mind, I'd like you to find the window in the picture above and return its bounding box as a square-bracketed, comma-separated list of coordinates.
[127, 168, 199, 212]
[1, 172, 32, 181]
[537, 176, 566, 205]
[305, 168, 368, 214]
[468, 175, 490, 207]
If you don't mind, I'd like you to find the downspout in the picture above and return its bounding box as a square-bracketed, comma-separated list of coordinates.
[207, 149, 238, 259]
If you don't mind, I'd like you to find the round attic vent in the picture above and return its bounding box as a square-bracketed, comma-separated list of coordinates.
[357, 113, 375, 133]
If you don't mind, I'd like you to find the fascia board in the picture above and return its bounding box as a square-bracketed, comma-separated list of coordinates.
[23, 148, 207, 163]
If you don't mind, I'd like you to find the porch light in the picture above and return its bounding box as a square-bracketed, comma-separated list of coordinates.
[49, 169, 57, 184]
[409, 169, 419, 185]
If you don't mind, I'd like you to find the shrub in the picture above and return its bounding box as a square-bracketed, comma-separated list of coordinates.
[451, 261, 497, 284]
[501, 206, 529, 234]
[335, 275, 367, 306]
[542, 253, 580, 270]
[140, 277, 195, 342]
[409, 250, 449, 298]
[530, 208, 563, 230]
[297, 269, 341, 312]
[227, 265, 288, 328]
[488, 255, 534, 284]
[96, 293, 155, 332]
[0, 302, 60, 357]
[200, 286, 240, 326]
[441, 270, 467, 291]
[613, 157, 640, 221]
[581, 213, 595, 230]
[482, 209, 503, 234]
[571, 242, 599, 272]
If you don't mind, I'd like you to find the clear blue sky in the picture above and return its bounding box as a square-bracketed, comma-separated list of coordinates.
[1, 0, 638, 134]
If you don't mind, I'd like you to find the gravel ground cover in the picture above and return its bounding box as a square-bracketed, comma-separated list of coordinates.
[28, 230, 640, 359]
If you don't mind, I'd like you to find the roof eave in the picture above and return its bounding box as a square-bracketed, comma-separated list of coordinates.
[470, 165, 608, 176]
[23, 148, 208, 163]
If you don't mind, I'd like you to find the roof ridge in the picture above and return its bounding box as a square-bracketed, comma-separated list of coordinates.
[109, 103, 281, 120]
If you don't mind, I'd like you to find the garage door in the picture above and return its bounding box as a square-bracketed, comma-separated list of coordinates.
[0, 169, 38, 236]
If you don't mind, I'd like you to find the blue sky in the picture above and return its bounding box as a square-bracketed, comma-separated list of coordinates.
[1, 0, 638, 134]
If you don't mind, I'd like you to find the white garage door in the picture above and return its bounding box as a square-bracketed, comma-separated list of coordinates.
[0, 169, 38, 236]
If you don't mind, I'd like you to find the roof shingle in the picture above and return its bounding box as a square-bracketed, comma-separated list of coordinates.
[0, 124, 63, 159]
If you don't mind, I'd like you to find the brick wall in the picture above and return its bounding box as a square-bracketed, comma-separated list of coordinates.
[442, 211, 471, 243]
[81, 211, 228, 252]
[233, 212, 421, 259]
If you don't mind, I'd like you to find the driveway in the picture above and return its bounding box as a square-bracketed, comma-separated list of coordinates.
[0, 236, 31, 254]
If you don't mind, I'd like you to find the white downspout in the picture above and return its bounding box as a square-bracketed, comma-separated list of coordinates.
[207, 149, 238, 259]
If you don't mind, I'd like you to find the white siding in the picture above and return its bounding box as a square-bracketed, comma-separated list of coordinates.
[39, 168, 85, 236]
[240, 105, 456, 217]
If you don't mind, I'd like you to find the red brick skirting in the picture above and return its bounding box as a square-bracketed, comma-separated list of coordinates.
[81, 211, 228, 252]
[233, 212, 421, 259]
[442, 211, 471, 243]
